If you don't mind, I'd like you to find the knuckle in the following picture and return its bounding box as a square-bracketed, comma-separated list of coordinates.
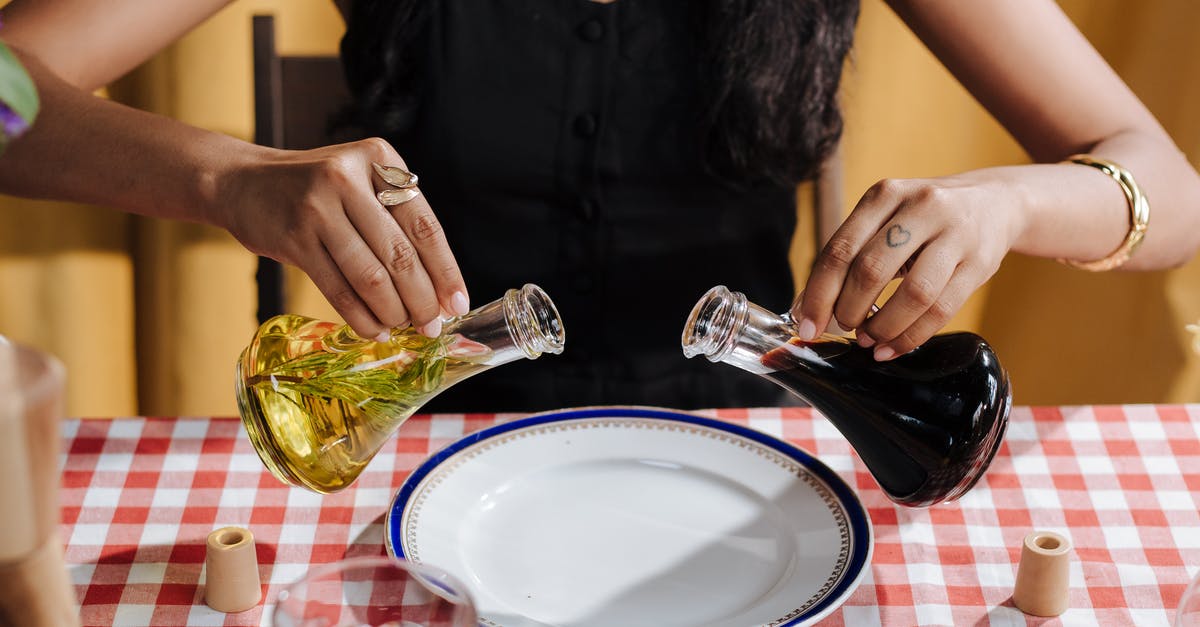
[385, 237, 419, 275]
[858, 320, 889, 344]
[326, 287, 360, 314]
[407, 299, 441, 325]
[865, 323, 897, 345]
[440, 258, 462, 279]
[408, 211, 443, 243]
[912, 183, 946, 207]
[433, 263, 462, 288]
[959, 258, 1000, 285]
[379, 310, 409, 329]
[900, 275, 937, 309]
[889, 333, 918, 355]
[360, 137, 394, 160]
[928, 299, 957, 324]
[833, 308, 863, 331]
[359, 264, 391, 290]
[868, 178, 903, 200]
[873, 175, 902, 194]
[320, 155, 358, 187]
[819, 238, 857, 272]
[851, 253, 890, 286]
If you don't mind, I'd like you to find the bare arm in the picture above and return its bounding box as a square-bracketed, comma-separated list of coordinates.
[0, 50, 225, 221]
[2, 0, 234, 90]
[0, 1, 470, 339]
[796, 0, 1200, 359]
[888, 0, 1200, 269]
[0, 0, 241, 222]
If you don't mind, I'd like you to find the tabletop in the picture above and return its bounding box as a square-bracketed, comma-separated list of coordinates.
[60, 405, 1200, 626]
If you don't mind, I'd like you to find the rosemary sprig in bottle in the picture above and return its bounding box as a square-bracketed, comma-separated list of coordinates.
[245, 333, 452, 430]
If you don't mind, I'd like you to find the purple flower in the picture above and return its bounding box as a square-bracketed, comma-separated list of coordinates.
[0, 102, 28, 139]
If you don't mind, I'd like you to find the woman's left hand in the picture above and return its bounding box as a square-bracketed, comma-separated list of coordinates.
[792, 171, 1027, 360]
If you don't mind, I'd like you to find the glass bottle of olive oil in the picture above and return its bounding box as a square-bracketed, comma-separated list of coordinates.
[236, 284, 564, 493]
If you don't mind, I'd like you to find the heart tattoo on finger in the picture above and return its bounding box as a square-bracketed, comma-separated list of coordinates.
[886, 224, 911, 248]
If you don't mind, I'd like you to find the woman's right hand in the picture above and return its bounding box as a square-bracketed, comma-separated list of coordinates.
[213, 137, 469, 340]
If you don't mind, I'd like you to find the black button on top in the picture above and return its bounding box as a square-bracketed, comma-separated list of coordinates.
[578, 19, 605, 42]
[573, 113, 598, 138]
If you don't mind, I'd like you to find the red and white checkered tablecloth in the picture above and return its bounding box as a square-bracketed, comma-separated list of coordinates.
[60, 405, 1200, 626]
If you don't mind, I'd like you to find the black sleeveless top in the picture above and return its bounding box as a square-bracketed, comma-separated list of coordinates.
[348, 1, 799, 411]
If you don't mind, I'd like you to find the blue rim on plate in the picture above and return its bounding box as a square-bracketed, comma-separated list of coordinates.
[386, 407, 873, 626]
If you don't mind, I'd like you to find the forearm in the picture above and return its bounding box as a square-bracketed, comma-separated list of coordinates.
[887, 0, 1200, 271]
[0, 48, 264, 226]
[999, 130, 1200, 270]
[0, 32, 469, 343]
[1, 0, 233, 91]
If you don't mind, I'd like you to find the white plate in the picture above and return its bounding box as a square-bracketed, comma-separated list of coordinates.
[386, 407, 872, 627]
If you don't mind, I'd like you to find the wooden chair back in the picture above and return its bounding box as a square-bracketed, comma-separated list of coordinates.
[252, 14, 352, 323]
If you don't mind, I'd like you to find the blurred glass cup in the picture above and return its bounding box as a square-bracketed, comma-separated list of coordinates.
[273, 556, 477, 627]
[0, 337, 78, 626]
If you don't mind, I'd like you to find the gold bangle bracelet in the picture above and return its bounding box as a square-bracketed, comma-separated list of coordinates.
[1057, 154, 1150, 272]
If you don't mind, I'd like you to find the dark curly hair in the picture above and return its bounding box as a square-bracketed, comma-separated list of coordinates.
[340, 0, 859, 186]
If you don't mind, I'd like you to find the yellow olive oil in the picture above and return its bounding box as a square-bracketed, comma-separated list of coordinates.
[235, 284, 565, 493]
[237, 314, 492, 493]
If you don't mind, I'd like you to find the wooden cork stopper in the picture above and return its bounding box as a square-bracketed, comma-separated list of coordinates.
[204, 527, 262, 613]
[1013, 530, 1072, 617]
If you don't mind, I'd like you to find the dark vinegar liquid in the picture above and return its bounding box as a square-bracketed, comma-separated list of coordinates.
[762, 333, 1010, 507]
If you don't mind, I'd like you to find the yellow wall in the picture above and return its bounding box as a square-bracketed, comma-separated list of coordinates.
[0, 0, 1196, 415]
[833, 0, 1200, 404]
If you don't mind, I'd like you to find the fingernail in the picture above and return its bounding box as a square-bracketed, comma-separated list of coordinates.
[419, 318, 443, 338]
[858, 333, 875, 348]
[374, 330, 392, 343]
[796, 317, 817, 341]
[450, 291, 470, 316]
[874, 346, 895, 361]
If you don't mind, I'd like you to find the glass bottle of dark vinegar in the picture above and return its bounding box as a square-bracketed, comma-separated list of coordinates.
[682, 285, 1010, 507]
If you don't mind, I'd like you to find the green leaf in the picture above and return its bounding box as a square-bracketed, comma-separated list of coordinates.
[0, 40, 39, 125]
[247, 335, 456, 430]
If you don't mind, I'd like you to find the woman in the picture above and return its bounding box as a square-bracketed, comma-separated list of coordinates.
[0, 0, 1197, 411]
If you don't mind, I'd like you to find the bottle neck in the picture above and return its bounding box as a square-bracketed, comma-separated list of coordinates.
[682, 286, 798, 374]
[444, 283, 565, 366]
